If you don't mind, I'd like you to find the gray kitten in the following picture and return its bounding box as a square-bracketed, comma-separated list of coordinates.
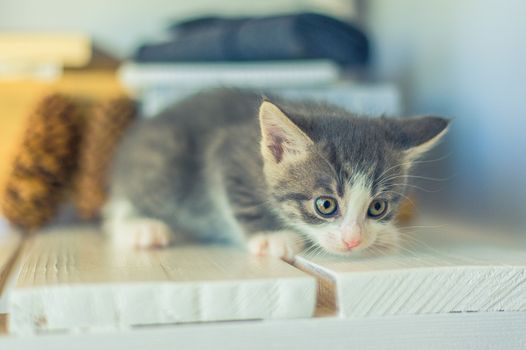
[104, 88, 449, 259]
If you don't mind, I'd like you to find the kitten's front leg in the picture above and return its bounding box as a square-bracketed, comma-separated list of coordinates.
[112, 218, 173, 248]
[103, 199, 173, 249]
[248, 231, 305, 261]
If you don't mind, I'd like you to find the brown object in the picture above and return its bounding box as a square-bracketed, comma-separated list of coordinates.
[1, 94, 81, 231]
[75, 97, 137, 219]
[0, 71, 126, 199]
[396, 196, 416, 224]
[0, 33, 91, 68]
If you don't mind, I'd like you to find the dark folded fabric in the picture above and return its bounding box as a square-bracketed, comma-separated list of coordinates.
[134, 13, 369, 66]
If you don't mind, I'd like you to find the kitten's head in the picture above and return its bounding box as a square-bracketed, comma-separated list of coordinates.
[259, 100, 449, 256]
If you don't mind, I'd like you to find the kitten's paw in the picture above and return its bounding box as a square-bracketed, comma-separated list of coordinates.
[112, 218, 172, 249]
[248, 231, 304, 261]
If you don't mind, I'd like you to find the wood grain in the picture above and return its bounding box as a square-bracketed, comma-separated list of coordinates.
[0, 233, 21, 295]
[296, 219, 526, 318]
[8, 226, 316, 334]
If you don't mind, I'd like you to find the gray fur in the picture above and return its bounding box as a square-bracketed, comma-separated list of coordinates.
[108, 88, 448, 246]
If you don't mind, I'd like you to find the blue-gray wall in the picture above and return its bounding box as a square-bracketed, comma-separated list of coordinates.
[364, 0, 526, 230]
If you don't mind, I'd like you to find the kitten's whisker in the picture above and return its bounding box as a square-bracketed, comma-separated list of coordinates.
[380, 174, 456, 184]
[382, 183, 444, 193]
[366, 246, 383, 258]
[374, 240, 438, 266]
[301, 243, 321, 258]
[307, 245, 326, 259]
[402, 233, 490, 264]
[397, 224, 449, 231]
[378, 190, 415, 207]
[382, 230, 489, 266]
[315, 246, 328, 259]
[368, 244, 395, 257]
[375, 236, 425, 252]
[375, 153, 452, 185]
[371, 243, 417, 268]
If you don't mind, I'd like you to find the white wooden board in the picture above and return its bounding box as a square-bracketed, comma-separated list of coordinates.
[296, 219, 526, 318]
[8, 227, 316, 334]
[0, 232, 21, 313]
[1, 312, 526, 350]
[0, 233, 20, 289]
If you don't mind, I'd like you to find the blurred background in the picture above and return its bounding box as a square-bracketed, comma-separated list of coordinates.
[0, 0, 524, 236]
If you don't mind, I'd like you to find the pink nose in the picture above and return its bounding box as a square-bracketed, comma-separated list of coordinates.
[344, 239, 361, 249]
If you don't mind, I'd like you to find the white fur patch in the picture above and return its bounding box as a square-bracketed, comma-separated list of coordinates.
[341, 174, 372, 227]
[114, 218, 173, 248]
[248, 231, 304, 261]
[103, 198, 173, 249]
[297, 173, 400, 256]
[102, 198, 139, 238]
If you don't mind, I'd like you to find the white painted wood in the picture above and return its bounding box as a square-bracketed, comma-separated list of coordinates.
[296, 219, 526, 318]
[8, 226, 316, 334]
[0, 233, 20, 287]
[0, 232, 21, 313]
[1, 312, 525, 350]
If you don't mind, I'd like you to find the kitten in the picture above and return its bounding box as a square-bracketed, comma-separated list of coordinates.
[104, 88, 449, 260]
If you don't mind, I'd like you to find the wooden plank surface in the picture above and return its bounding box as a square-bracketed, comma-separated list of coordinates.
[0, 233, 21, 295]
[295, 219, 526, 318]
[1, 312, 526, 350]
[8, 227, 316, 334]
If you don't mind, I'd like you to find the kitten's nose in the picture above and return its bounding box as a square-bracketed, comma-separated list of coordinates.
[344, 239, 362, 249]
[341, 222, 363, 250]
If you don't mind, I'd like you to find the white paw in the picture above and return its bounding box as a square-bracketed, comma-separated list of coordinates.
[248, 231, 304, 261]
[112, 218, 172, 249]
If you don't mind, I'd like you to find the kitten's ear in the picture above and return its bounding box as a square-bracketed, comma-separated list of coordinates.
[259, 100, 313, 164]
[388, 116, 450, 162]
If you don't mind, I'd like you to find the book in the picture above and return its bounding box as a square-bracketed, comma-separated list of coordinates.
[119, 60, 341, 90]
[0, 33, 91, 67]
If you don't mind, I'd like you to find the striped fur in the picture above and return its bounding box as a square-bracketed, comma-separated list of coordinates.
[105, 88, 449, 257]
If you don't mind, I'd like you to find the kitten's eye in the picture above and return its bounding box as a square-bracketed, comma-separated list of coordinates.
[368, 200, 388, 219]
[314, 196, 338, 218]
